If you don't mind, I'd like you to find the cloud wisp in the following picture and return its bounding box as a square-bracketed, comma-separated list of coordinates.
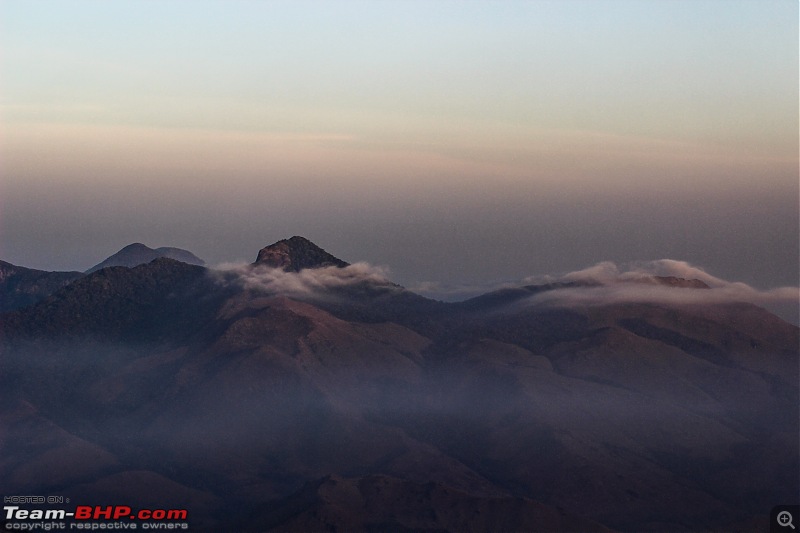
[213, 262, 397, 298]
[211, 258, 797, 323]
[524, 260, 799, 309]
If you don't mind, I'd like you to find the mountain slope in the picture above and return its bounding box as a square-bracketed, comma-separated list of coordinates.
[2, 258, 227, 344]
[0, 260, 83, 312]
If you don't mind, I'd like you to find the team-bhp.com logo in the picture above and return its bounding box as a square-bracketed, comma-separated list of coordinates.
[4, 505, 189, 530]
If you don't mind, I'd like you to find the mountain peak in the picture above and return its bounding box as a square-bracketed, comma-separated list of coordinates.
[120, 243, 151, 252]
[254, 236, 349, 271]
[86, 243, 205, 273]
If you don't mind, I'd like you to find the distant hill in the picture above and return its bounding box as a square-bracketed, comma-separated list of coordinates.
[86, 243, 205, 273]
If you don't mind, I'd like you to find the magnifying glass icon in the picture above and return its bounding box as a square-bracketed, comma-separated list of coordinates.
[778, 511, 795, 529]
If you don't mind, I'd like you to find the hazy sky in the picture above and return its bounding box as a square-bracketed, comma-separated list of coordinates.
[2, 0, 797, 295]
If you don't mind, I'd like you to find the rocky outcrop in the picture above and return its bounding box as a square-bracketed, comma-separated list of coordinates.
[254, 236, 350, 271]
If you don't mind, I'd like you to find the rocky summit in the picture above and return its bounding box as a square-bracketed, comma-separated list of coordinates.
[254, 236, 350, 271]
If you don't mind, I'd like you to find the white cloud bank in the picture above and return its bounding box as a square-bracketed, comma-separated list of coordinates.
[214, 262, 396, 297]
[525, 260, 799, 309]
[211, 258, 797, 323]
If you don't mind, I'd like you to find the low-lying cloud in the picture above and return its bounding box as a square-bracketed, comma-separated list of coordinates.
[212, 259, 798, 323]
[553, 259, 727, 287]
[214, 261, 396, 298]
[525, 259, 799, 310]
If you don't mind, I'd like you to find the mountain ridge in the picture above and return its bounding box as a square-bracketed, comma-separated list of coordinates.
[0, 260, 84, 313]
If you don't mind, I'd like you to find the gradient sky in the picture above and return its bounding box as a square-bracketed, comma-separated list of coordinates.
[1, 0, 797, 295]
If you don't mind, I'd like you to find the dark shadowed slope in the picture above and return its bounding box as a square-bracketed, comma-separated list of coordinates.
[0, 260, 84, 312]
[86, 243, 205, 273]
[1, 258, 229, 344]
